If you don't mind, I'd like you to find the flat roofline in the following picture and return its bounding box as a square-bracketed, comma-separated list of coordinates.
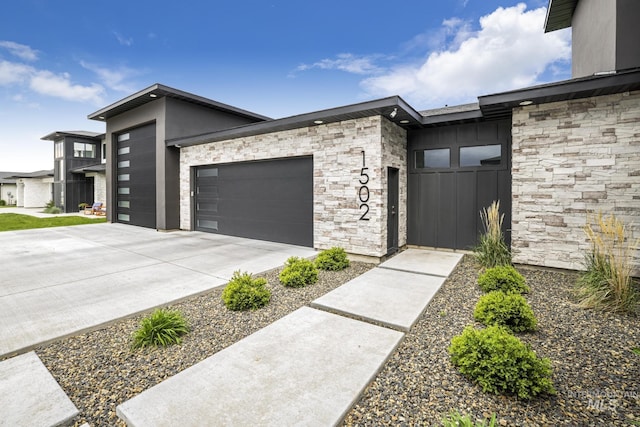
[478, 68, 640, 118]
[41, 130, 104, 141]
[87, 83, 271, 122]
[167, 96, 424, 148]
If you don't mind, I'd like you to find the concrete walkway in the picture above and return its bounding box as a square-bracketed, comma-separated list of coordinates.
[116, 248, 463, 427]
[0, 206, 101, 218]
[0, 223, 315, 358]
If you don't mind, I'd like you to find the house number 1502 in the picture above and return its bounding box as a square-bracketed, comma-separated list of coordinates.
[359, 150, 370, 221]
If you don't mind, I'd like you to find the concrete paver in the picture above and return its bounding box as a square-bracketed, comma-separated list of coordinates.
[0, 223, 315, 358]
[379, 248, 464, 277]
[310, 267, 445, 331]
[116, 307, 404, 427]
[0, 351, 78, 427]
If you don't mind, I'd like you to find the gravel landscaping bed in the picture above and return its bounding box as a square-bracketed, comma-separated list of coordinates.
[343, 255, 640, 427]
[35, 262, 374, 427]
[34, 254, 639, 426]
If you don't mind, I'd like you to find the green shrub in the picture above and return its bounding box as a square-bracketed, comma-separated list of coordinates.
[279, 256, 318, 288]
[474, 201, 511, 268]
[449, 325, 555, 399]
[441, 410, 497, 427]
[43, 206, 62, 214]
[222, 270, 271, 311]
[0, 199, 6, 206]
[478, 265, 529, 294]
[315, 247, 350, 271]
[574, 213, 638, 313]
[131, 308, 189, 349]
[474, 291, 537, 332]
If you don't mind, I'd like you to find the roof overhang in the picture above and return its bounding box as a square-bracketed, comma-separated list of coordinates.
[41, 131, 104, 141]
[70, 164, 106, 174]
[479, 68, 640, 118]
[88, 83, 271, 122]
[7, 170, 54, 179]
[544, 0, 579, 32]
[167, 96, 424, 148]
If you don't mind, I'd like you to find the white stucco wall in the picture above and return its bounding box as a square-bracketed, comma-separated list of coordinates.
[180, 116, 407, 258]
[17, 178, 53, 208]
[0, 183, 17, 205]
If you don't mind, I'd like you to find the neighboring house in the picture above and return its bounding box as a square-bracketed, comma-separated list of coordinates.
[0, 172, 18, 205]
[9, 170, 54, 208]
[40, 131, 106, 213]
[82, 0, 638, 273]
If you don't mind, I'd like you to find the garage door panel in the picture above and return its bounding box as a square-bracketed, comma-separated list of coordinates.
[419, 174, 438, 246]
[116, 123, 156, 228]
[195, 157, 313, 247]
[437, 173, 456, 248]
[407, 119, 511, 251]
[456, 172, 477, 250]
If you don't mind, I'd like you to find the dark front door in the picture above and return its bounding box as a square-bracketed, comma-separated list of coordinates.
[194, 156, 313, 247]
[387, 167, 399, 255]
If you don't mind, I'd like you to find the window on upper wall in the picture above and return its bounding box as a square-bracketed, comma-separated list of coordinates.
[459, 144, 501, 167]
[415, 148, 450, 169]
[73, 142, 96, 158]
[101, 141, 107, 164]
[54, 141, 64, 159]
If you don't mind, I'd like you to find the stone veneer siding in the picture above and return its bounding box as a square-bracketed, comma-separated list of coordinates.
[180, 116, 407, 258]
[511, 90, 640, 273]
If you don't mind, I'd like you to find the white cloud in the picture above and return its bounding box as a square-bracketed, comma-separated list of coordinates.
[0, 60, 34, 85]
[293, 53, 383, 76]
[113, 31, 133, 46]
[0, 40, 38, 61]
[0, 42, 107, 105]
[362, 3, 571, 107]
[80, 61, 140, 93]
[29, 70, 105, 104]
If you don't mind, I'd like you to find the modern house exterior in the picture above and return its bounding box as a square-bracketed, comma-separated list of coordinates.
[81, 0, 638, 273]
[0, 172, 18, 205]
[40, 131, 106, 213]
[8, 170, 54, 208]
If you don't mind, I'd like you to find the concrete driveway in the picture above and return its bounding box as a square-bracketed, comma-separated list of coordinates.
[0, 223, 316, 358]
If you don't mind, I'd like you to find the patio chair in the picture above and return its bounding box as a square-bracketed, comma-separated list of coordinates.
[85, 202, 103, 215]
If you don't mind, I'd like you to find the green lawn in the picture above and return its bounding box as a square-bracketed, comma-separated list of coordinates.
[0, 213, 107, 232]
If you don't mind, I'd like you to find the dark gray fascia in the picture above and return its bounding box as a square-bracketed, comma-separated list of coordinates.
[544, 0, 579, 32]
[478, 68, 640, 118]
[87, 83, 271, 122]
[7, 170, 54, 179]
[41, 130, 103, 141]
[167, 96, 423, 148]
[421, 109, 484, 125]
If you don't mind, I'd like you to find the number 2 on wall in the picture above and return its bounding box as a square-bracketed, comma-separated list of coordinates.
[359, 151, 370, 221]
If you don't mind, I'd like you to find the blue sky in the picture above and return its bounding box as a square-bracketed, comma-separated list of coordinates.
[0, 0, 570, 171]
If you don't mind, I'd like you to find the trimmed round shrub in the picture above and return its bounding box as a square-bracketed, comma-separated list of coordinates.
[222, 270, 271, 311]
[474, 291, 537, 332]
[279, 256, 318, 288]
[478, 265, 529, 294]
[449, 325, 555, 399]
[131, 308, 189, 349]
[315, 247, 350, 271]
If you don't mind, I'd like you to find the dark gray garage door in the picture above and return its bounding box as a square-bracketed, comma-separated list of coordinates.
[194, 156, 313, 247]
[407, 120, 511, 250]
[115, 123, 156, 228]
